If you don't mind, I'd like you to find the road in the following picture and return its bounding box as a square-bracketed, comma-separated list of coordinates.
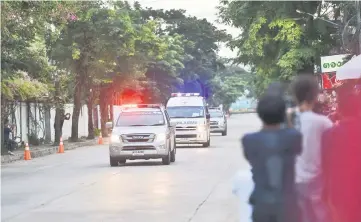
[1, 113, 261, 222]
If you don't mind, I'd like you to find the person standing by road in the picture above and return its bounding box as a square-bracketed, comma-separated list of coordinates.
[3, 119, 15, 155]
[291, 75, 333, 222]
[322, 89, 361, 222]
[264, 81, 298, 129]
[241, 94, 302, 222]
[53, 112, 71, 137]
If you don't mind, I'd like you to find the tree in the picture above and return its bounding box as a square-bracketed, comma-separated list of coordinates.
[2, 0, 244, 146]
[1, 1, 75, 147]
[50, 1, 145, 140]
[140, 8, 231, 99]
[217, 0, 357, 96]
[143, 34, 188, 103]
[209, 66, 251, 110]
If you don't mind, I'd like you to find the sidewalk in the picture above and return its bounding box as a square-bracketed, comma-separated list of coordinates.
[1, 138, 108, 164]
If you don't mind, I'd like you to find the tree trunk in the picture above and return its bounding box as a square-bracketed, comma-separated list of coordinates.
[109, 104, 114, 123]
[93, 106, 99, 129]
[87, 93, 95, 139]
[99, 86, 108, 137]
[1, 99, 6, 155]
[86, 81, 95, 139]
[71, 79, 82, 142]
[44, 105, 51, 144]
[54, 107, 61, 145]
[54, 81, 62, 145]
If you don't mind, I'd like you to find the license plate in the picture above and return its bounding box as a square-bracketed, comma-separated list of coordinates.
[178, 138, 189, 141]
[132, 150, 144, 156]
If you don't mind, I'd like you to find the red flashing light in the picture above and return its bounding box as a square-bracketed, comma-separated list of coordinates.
[121, 104, 163, 109]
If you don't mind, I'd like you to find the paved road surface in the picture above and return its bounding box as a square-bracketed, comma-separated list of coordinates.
[1, 113, 261, 222]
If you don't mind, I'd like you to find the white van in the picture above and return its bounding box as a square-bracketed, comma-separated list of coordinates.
[166, 93, 211, 147]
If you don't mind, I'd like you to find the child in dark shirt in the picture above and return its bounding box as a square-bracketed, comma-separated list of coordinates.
[242, 94, 302, 222]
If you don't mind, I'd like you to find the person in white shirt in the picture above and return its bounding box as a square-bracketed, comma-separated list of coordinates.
[291, 75, 333, 222]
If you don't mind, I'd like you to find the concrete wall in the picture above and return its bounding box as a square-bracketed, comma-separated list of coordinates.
[8, 102, 90, 143]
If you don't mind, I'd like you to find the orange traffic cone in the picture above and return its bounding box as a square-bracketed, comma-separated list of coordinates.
[24, 143, 31, 160]
[58, 137, 64, 153]
[98, 132, 103, 145]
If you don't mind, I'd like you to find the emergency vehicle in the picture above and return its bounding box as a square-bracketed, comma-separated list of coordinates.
[109, 104, 176, 166]
[166, 93, 211, 147]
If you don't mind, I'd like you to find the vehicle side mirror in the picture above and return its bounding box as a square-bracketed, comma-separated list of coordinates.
[206, 114, 210, 119]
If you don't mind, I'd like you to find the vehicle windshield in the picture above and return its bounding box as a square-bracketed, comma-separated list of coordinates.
[116, 110, 165, 126]
[209, 110, 223, 118]
[167, 106, 204, 118]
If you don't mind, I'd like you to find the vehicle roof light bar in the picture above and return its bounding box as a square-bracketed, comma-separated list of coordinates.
[121, 104, 163, 108]
[171, 93, 201, 97]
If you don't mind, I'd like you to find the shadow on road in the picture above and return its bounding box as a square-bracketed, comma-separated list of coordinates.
[88, 160, 182, 168]
[121, 160, 179, 167]
[210, 134, 224, 137]
[176, 145, 205, 149]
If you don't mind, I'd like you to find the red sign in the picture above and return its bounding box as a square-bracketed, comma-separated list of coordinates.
[321, 72, 341, 89]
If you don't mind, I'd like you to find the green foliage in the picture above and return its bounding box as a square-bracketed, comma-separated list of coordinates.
[2, 0, 255, 141]
[209, 66, 252, 110]
[141, 8, 231, 90]
[2, 75, 50, 101]
[1, 1, 76, 102]
[94, 128, 101, 137]
[218, 0, 357, 96]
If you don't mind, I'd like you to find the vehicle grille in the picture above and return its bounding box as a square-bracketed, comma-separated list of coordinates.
[210, 121, 218, 125]
[122, 134, 155, 143]
[210, 125, 218, 129]
[176, 134, 197, 138]
[176, 126, 196, 131]
[122, 145, 155, 151]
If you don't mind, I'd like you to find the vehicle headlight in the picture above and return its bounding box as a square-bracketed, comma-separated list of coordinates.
[156, 133, 166, 142]
[197, 125, 206, 132]
[110, 134, 120, 143]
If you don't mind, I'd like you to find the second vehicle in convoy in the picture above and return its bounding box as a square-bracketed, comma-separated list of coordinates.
[166, 93, 211, 147]
[108, 104, 176, 166]
[209, 108, 227, 136]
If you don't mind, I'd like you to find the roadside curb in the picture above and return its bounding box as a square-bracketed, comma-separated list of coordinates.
[1, 139, 101, 164]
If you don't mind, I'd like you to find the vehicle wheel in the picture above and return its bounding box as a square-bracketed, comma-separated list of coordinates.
[170, 141, 176, 162]
[173, 139, 177, 154]
[202, 137, 210, 147]
[109, 157, 118, 167]
[222, 129, 227, 136]
[162, 150, 171, 165]
[118, 159, 126, 164]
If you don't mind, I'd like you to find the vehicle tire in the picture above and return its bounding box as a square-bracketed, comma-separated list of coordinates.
[170, 141, 176, 162]
[222, 129, 227, 136]
[162, 150, 171, 165]
[202, 136, 210, 147]
[110, 157, 118, 167]
[118, 159, 126, 164]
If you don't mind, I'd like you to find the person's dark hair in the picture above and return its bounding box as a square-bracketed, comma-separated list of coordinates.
[257, 94, 286, 125]
[292, 75, 319, 104]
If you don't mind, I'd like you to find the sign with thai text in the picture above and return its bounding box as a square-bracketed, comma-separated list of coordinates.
[320, 54, 349, 73]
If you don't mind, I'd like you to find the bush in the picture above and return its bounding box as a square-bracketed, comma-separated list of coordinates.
[28, 133, 40, 146]
[94, 128, 101, 136]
